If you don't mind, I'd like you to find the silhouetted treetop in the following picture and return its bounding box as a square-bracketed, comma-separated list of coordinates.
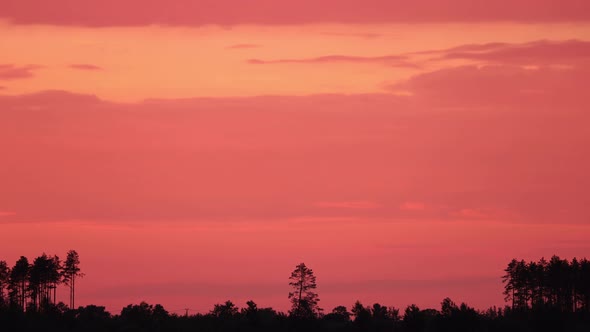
[288, 262, 321, 318]
[0, 253, 588, 332]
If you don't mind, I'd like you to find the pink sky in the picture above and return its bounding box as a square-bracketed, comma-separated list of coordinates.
[1, 0, 589, 315]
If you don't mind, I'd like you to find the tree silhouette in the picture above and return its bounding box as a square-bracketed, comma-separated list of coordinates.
[241, 300, 258, 317]
[9, 256, 29, 311]
[28, 255, 43, 310]
[502, 255, 590, 313]
[403, 304, 424, 332]
[288, 262, 321, 318]
[0, 260, 9, 307]
[529, 258, 547, 309]
[210, 300, 239, 318]
[120, 301, 169, 331]
[29, 253, 61, 311]
[1, 251, 590, 332]
[440, 297, 458, 317]
[327, 305, 351, 321]
[371, 303, 389, 320]
[580, 258, 590, 312]
[62, 250, 83, 309]
[351, 300, 370, 322]
[502, 259, 517, 309]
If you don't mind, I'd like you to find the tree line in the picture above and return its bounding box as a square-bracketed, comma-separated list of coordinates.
[0, 250, 83, 312]
[502, 255, 590, 312]
[0, 256, 589, 332]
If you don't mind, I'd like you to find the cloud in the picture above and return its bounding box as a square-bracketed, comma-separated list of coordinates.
[384, 40, 590, 109]
[0, 64, 40, 80]
[1, 58, 589, 225]
[439, 39, 590, 65]
[227, 44, 261, 49]
[1, 0, 589, 26]
[410, 42, 511, 56]
[69, 63, 103, 71]
[247, 40, 590, 70]
[314, 201, 381, 209]
[0, 211, 16, 217]
[0, 89, 103, 107]
[248, 55, 418, 68]
[389, 63, 589, 108]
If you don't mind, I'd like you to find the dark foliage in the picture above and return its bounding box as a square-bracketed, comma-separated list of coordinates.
[0, 255, 589, 331]
[502, 255, 590, 312]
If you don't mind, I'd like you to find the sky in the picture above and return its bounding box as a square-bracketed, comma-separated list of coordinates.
[1, 0, 590, 315]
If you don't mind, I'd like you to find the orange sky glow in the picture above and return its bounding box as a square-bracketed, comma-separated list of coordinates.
[1, 0, 589, 315]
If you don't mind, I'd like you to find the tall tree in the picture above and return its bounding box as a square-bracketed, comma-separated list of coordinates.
[571, 257, 581, 311]
[515, 259, 532, 309]
[28, 253, 62, 311]
[28, 255, 42, 310]
[62, 250, 83, 309]
[580, 258, 590, 312]
[547, 255, 569, 311]
[0, 260, 10, 307]
[288, 263, 321, 318]
[502, 256, 590, 313]
[9, 256, 30, 311]
[502, 259, 518, 310]
[531, 258, 548, 309]
[48, 255, 61, 305]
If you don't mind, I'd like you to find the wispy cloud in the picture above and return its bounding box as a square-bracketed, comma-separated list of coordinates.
[247, 40, 590, 72]
[2, 1, 589, 26]
[439, 39, 590, 65]
[0, 64, 41, 80]
[1, 57, 589, 225]
[69, 63, 103, 71]
[413, 40, 590, 67]
[248, 54, 418, 68]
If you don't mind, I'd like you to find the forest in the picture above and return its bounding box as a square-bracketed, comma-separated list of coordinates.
[1, 253, 589, 332]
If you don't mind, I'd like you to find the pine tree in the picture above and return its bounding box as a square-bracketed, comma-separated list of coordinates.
[0, 261, 10, 307]
[288, 263, 321, 318]
[9, 256, 30, 311]
[63, 250, 84, 309]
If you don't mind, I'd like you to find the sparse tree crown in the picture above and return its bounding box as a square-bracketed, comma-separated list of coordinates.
[288, 262, 321, 318]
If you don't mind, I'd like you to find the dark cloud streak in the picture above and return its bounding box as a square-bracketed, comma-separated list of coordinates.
[1, 0, 589, 27]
